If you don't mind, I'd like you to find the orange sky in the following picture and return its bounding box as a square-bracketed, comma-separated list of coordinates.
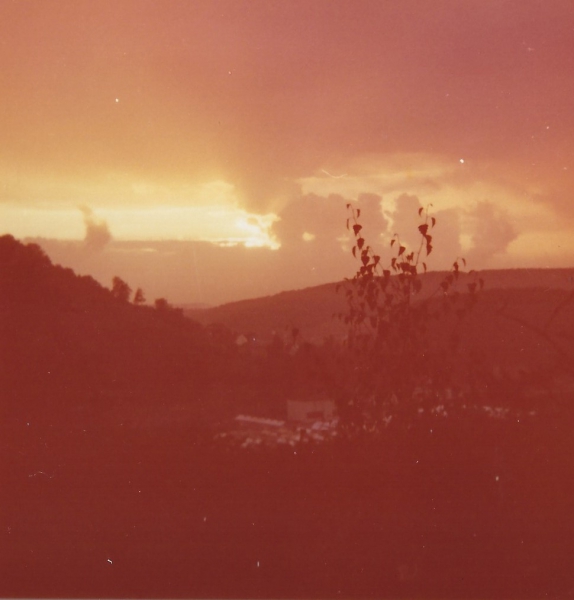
[1, 0, 574, 305]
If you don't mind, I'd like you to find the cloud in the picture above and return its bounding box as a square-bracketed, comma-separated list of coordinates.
[273, 193, 348, 246]
[379, 194, 462, 269]
[1, 1, 573, 222]
[429, 207, 463, 268]
[79, 205, 112, 252]
[387, 194, 423, 246]
[386, 195, 518, 271]
[465, 201, 518, 266]
[2, 1, 573, 250]
[273, 192, 387, 247]
[271, 189, 465, 278]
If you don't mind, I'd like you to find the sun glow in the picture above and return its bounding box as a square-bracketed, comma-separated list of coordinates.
[0, 203, 279, 249]
[233, 214, 280, 249]
[0, 176, 281, 249]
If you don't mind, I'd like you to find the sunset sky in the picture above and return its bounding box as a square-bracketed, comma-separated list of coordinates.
[1, 0, 573, 305]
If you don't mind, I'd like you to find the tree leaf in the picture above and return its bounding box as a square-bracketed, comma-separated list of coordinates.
[353, 224, 362, 236]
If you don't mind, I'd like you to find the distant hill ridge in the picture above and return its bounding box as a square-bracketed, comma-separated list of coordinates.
[186, 267, 574, 343]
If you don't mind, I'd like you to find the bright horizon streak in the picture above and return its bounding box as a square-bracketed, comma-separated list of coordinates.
[0, 204, 280, 248]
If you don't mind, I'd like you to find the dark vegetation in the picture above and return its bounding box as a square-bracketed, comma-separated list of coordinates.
[2, 225, 574, 598]
[0, 235, 214, 429]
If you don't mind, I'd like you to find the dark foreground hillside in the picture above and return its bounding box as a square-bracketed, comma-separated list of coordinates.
[2, 235, 574, 598]
[0, 235, 218, 427]
[3, 413, 574, 598]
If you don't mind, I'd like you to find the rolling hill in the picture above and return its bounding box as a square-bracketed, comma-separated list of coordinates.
[185, 267, 574, 390]
[186, 267, 574, 336]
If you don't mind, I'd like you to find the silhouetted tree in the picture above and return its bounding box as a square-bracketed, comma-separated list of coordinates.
[154, 297, 185, 321]
[133, 287, 146, 305]
[154, 297, 170, 312]
[111, 276, 131, 302]
[336, 204, 482, 433]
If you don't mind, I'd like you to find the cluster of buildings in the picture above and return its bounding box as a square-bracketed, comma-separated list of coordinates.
[214, 389, 545, 448]
[214, 398, 339, 448]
